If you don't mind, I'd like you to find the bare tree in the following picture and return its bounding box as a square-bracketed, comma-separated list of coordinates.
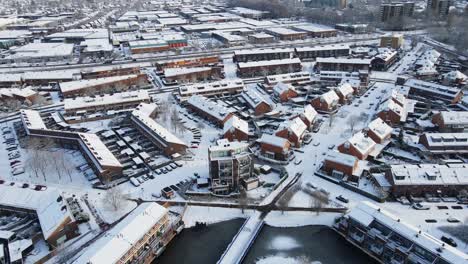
[311, 190, 330, 215]
[239, 187, 248, 214]
[104, 184, 126, 212]
[347, 115, 360, 134]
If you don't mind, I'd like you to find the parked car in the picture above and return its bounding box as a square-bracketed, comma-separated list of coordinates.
[412, 203, 430, 210]
[441, 236, 458, 247]
[336, 195, 349, 203]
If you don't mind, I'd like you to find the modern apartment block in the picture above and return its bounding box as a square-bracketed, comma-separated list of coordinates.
[208, 139, 253, 194]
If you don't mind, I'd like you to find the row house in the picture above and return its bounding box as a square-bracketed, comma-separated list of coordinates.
[323, 151, 359, 179]
[405, 79, 463, 104]
[294, 44, 350, 60]
[335, 201, 468, 264]
[431, 111, 468, 132]
[223, 115, 249, 142]
[334, 82, 355, 105]
[419, 132, 468, 154]
[365, 118, 393, 144]
[154, 55, 220, 71]
[163, 66, 223, 84]
[291, 104, 318, 130]
[237, 58, 302, 78]
[311, 90, 340, 113]
[177, 79, 244, 101]
[186, 95, 234, 127]
[258, 134, 291, 161]
[241, 86, 275, 116]
[316, 57, 372, 72]
[338, 132, 377, 160]
[233, 48, 294, 62]
[273, 82, 298, 102]
[275, 117, 307, 148]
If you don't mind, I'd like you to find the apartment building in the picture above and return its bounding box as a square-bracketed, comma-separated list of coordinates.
[186, 95, 234, 127]
[208, 139, 253, 194]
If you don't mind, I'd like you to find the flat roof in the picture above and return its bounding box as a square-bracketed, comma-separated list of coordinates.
[64, 90, 150, 111]
[59, 74, 140, 93]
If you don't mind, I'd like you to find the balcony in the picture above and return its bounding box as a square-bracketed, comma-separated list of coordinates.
[350, 232, 365, 243]
[407, 253, 432, 264]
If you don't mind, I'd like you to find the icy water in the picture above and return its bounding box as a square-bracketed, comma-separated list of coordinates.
[243, 225, 378, 264]
[157, 218, 245, 264]
[157, 219, 377, 264]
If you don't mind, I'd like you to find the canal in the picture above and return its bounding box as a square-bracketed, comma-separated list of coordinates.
[157, 219, 377, 264]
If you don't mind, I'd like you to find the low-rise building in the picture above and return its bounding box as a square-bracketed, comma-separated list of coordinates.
[292, 104, 317, 130]
[316, 57, 372, 72]
[63, 90, 151, 117]
[73, 202, 182, 264]
[292, 24, 338, 38]
[154, 55, 220, 71]
[310, 90, 339, 112]
[275, 117, 307, 147]
[273, 82, 298, 102]
[264, 71, 311, 88]
[323, 151, 359, 177]
[20, 110, 123, 182]
[380, 34, 404, 49]
[208, 139, 253, 194]
[186, 95, 234, 127]
[385, 163, 468, 196]
[333, 82, 355, 104]
[371, 50, 398, 71]
[129, 39, 170, 54]
[163, 66, 222, 84]
[233, 48, 294, 63]
[248, 33, 274, 44]
[59, 74, 148, 97]
[223, 115, 249, 142]
[405, 79, 463, 104]
[178, 79, 244, 101]
[241, 86, 275, 116]
[366, 118, 393, 144]
[419, 132, 468, 154]
[377, 90, 411, 126]
[432, 111, 468, 132]
[130, 104, 187, 156]
[258, 134, 291, 161]
[338, 132, 377, 160]
[0, 87, 38, 106]
[335, 201, 468, 264]
[0, 183, 79, 248]
[265, 27, 307, 41]
[237, 58, 302, 77]
[295, 44, 349, 60]
[2, 42, 74, 64]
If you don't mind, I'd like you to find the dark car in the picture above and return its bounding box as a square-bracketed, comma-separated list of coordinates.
[336, 195, 349, 203]
[441, 236, 458, 247]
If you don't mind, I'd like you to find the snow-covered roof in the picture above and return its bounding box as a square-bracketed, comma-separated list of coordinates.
[64, 90, 150, 111]
[241, 86, 274, 109]
[0, 182, 72, 241]
[266, 27, 305, 35]
[325, 151, 357, 167]
[421, 132, 468, 149]
[78, 133, 122, 168]
[344, 132, 376, 155]
[5, 42, 74, 60]
[238, 58, 301, 69]
[164, 66, 211, 78]
[187, 95, 233, 122]
[179, 79, 244, 97]
[134, 102, 157, 117]
[295, 44, 349, 52]
[439, 111, 468, 126]
[234, 47, 293, 56]
[373, 49, 398, 62]
[292, 23, 336, 33]
[156, 17, 188, 26]
[258, 134, 289, 148]
[390, 163, 468, 186]
[73, 203, 168, 264]
[319, 90, 339, 105]
[59, 74, 140, 93]
[302, 105, 317, 123]
[443, 70, 467, 82]
[367, 118, 393, 141]
[378, 98, 407, 121]
[0, 87, 36, 98]
[266, 71, 310, 85]
[20, 109, 47, 130]
[405, 79, 462, 99]
[209, 139, 250, 157]
[277, 117, 307, 138]
[334, 82, 354, 97]
[316, 57, 372, 65]
[348, 201, 468, 264]
[224, 115, 248, 135]
[131, 108, 186, 146]
[273, 82, 294, 96]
